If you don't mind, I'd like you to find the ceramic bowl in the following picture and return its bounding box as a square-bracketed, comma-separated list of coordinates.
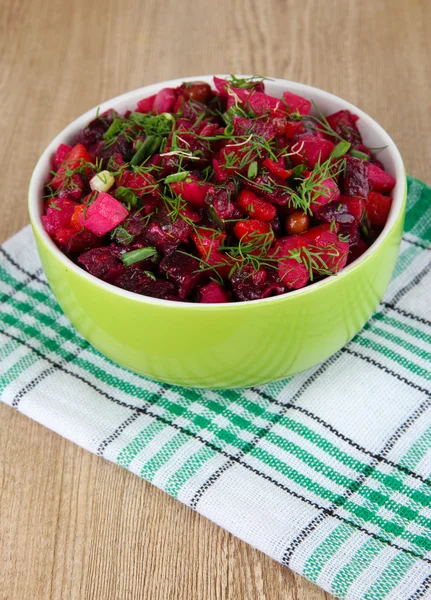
[28, 76, 406, 388]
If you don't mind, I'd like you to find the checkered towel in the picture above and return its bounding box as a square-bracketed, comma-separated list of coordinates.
[1, 176, 430, 600]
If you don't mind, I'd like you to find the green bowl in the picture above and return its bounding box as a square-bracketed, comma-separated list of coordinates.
[29, 76, 406, 389]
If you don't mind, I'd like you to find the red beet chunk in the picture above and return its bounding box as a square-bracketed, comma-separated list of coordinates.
[285, 120, 305, 139]
[160, 252, 204, 299]
[136, 94, 156, 113]
[309, 177, 340, 213]
[366, 191, 392, 227]
[78, 246, 124, 282]
[237, 190, 276, 221]
[291, 135, 335, 169]
[368, 163, 396, 193]
[343, 157, 369, 198]
[143, 222, 181, 256]
[119, 170, 159, 197]
[299, 226, 350, 274]
[115, 268, 179, 300]
[326, 110, 362, 145]
[316, 201, 356, 225]
[199, 281, 231, 303]
[79, 193, 129, 236]
[207, 182, 242, 223]
[42, 199, 78, 235]
[53, 144, 72, 170]
[282, 91, 312, 115]
[243, 173, 291, 206]
[233, 116, 276, 140]
[82, 109, 117, 147]
[63, 229, 100, 254]
[153, 88, 177, 114]
[341, 196, 365, 222]
[278, 255, 309, 290]
[170, 174, 213, 208]
[230, 266, 285, 301]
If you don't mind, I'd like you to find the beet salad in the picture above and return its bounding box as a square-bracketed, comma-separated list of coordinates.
[42, 76, 396, 303]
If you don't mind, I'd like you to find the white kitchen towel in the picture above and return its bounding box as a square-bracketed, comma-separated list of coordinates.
[1, 175, 430, 599]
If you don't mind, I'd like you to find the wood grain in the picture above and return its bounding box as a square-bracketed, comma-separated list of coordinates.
[0, 0, 429, 598]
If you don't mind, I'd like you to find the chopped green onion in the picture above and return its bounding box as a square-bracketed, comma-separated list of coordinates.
[291, 164, 307, 177]
[331, 140, 351, 158]
[121, 247, 159, 267]
[130, 135, 162, 166]
[103, 118, 123, 140]
[247, 160, 258, 179]
[349, 149, 371, 161]
[115, 186, 139, 206]
[208, 205, 225, 229]
[164, 171, 190, 184]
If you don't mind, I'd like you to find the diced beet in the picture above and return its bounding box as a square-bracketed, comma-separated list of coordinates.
[57, 173, 84, 201]
[299, 227, 350, 274]
[78, 246, 124, 282]
[325, 110, 362, 144]
[233, 116, 276, 140]
[291, 135, 335, 168]
[316, 201, 355, 225]
[79, 193, 129, 236]
[237, 189, 276, 221]
[114, 268, 154, 292]
[218, 144, 258, 177]
[115, 268, 179, 300]
[159, 209, 194, 244]
[368, 163, 396, 193]
[207, 182, 241, 222]
[230, 266, 285, 301]
[97, 134, 133, 163]
[338, 221, 360, 246]
[342, 196, 365, 222]
[243, 172, 291, 206]
[310, 177, 340, 213]
[278, 256, 309, 289]
[170, 175, 213, 208]
[53, 227, 77, 248]
[366, 191, 392, 227]
[63, 229, 100, 254]
[42, 198, 78, 235]
[344, 157, 369, 198]
[347, 238, 368, 264]
[191, 228, 231, 277]
[199, 281, 231, 303]
[53, 144, 72, 170]
[111, 212, 150, 244]
[282, 91, 312, 115]
[285, 120, 305, 139]
[82, 109, 117, 147]
[213, 77, 230, 95]
[136, 94, 156, 113]
[118, 170, 159, 196]
[212, 158, 228, 182]
[143, 222, 181, 256]
[246, 91, 284, 116]
[160, 252, 204, 299]
[198, 122, 219, 137]
[153, 88, 177, 114]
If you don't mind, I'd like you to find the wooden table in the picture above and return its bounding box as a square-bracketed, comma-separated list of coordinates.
[1, 1, 430, 598]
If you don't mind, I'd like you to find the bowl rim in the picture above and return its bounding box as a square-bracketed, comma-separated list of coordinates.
[28, 75, 406, 310]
